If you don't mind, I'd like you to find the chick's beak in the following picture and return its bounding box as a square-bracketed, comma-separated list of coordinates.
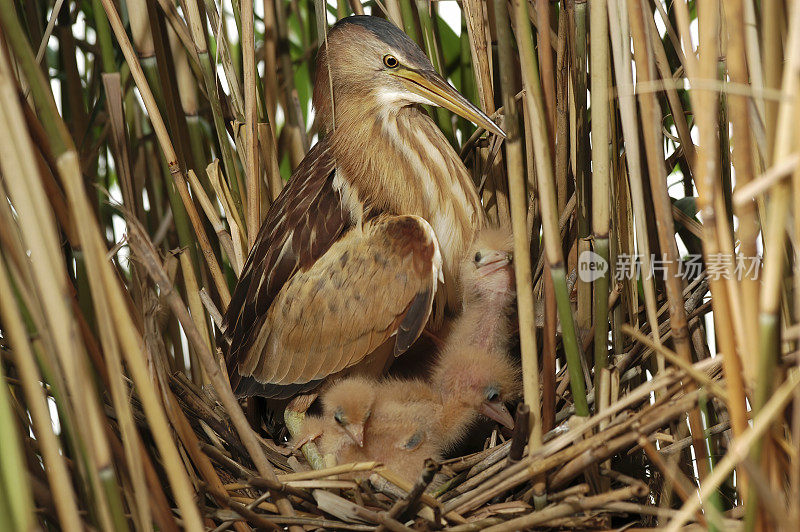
[479, 251, 514, 276]
[343, 423, 365, 447]
[479, 401, 515, 429]
[393, 67, 506, 138]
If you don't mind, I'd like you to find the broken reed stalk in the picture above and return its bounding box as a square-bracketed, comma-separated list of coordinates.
[375, 459, 440, 532]
[184, 0, 245, 211]
[495, 0, 543, 450]
[513, 0, 588, 417]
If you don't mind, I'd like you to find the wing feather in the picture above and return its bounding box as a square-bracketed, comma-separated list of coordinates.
[245, 215, 442, 393]
[223, 139, 352, 392]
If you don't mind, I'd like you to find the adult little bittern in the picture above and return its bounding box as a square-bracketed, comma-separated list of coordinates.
[224, 15, 504, 399]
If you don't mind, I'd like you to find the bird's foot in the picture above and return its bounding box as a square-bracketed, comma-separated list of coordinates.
[284, 408, 326, 470]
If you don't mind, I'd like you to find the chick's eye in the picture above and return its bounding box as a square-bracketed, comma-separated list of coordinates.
[334, 409, 344, 424]
[485, 386, 500, 402]
[383, 54, 399, 68]
[474, 252, 482, 263]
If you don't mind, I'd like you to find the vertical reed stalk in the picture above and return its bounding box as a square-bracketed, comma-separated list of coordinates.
[0, 252, 82, 532]
[0, 334, 35, 532]
[0, 10, 123, 528]
[495, 0, 542, 450]
[535, 0, 556, 138]
[185, 0, 244, 204]
[571, 0, 592, 334]
[627, 0, 711, 481]
[242, 0, 261, 247]
[514, 0, 589, 417]
[590, 0, 611, 406]
[746, 3, 800, 526]
[415, 0, 455, 141]
[607, 0, 663, 376]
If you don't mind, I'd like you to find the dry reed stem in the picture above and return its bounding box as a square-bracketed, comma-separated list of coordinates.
[0, 29, 122, 530]
[627, 0, 711, 480]
[515, 0, 588, 417]
[0, 255, 82, 531]
[127, 223, 301, 526]
[666, 369, 800, 531]
[621, 325, 727, 401]
[1, 2, 797, 529]
[483, 483, 648, 531]
[723, 0, 761, 367]
[496, 0, 542, 450]
[100, 0, 232, 307]
[590, 0, 611, 397]
[242, 0, 260, 248]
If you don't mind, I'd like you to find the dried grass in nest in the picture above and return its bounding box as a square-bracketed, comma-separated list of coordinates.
[120, 347, 755, 530]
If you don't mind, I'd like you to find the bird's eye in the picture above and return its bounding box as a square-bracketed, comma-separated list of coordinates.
[485, 385, 500, 402]
[334, 409, 345, 425]
[383, 54, 399, 68]
[474, 252, 482, 263]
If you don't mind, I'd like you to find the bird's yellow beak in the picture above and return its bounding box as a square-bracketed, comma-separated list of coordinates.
[344, 423, 365, 447]
[479, 401, 515, 429]
[394, 68, 506, 138]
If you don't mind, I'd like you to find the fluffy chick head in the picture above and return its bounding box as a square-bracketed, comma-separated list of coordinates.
[321, 376, 377, 447]
[432, 345, 521, 429]
[460, 226, 515, 304]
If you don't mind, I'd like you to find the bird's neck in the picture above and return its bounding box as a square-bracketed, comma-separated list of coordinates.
[434, 397, 477, 452]
[328, 105, 486, 309]
[451, 296, 513, 350]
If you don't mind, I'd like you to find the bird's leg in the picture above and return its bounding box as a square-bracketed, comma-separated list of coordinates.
[283, 393, 327, 470]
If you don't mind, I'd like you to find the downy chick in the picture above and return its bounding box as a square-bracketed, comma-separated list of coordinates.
[453, 226, 516, 348]
[298, 376, 440, 481]
[293, 376, 376, 458]
[430, 344, 520, 452]
[427, 226, 520, 451]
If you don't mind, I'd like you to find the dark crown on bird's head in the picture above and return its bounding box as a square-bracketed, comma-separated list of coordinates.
[337, 16, 431, 65]
[313, 16, 436, 130]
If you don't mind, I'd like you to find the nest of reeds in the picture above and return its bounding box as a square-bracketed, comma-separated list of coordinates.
[1, 0, 799, 531]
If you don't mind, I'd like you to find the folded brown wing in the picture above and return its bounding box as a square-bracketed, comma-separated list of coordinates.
[223, 140, 352, 394]
[238, 215, 442, 392]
